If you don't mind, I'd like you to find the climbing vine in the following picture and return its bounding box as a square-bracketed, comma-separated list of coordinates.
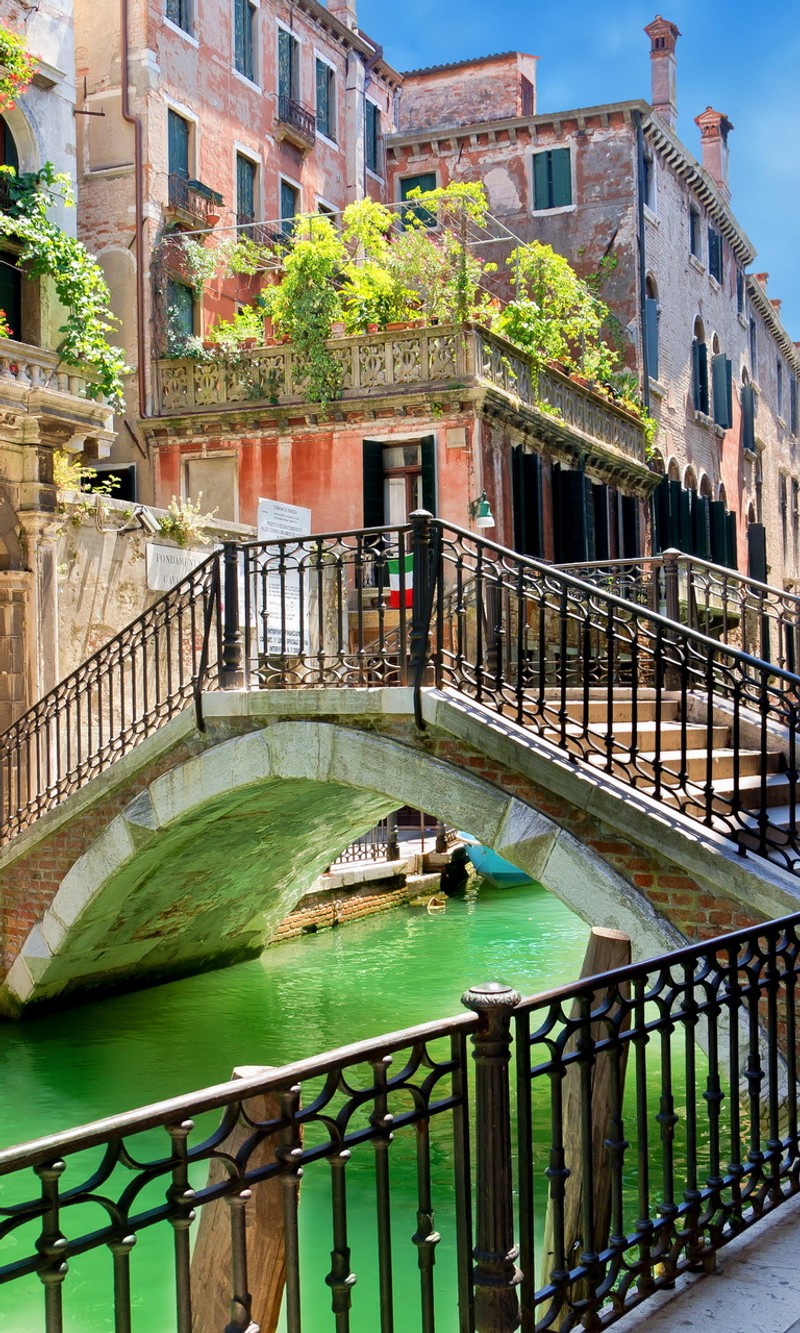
[0, 164, 128, 407]
[0, 27, 35, 115]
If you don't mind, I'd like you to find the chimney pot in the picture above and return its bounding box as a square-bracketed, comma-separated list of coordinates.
[755, 272, 769, 288]
[326, 0, 358, 29]
[644, 15, 680, 129]
[694, 106, 734, 202]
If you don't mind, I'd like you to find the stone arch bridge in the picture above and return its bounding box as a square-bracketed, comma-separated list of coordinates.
[1, 685, 797, 1017]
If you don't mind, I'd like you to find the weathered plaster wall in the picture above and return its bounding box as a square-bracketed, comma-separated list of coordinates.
[397, 54, 537, 133]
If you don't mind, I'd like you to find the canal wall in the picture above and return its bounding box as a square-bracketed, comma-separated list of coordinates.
[268, 866, 446, 945]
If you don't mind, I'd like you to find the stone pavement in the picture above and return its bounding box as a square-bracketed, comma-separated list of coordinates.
[612, 1192, 800, 1332]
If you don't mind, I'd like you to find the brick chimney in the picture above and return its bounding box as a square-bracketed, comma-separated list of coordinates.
[644, 15, 680, 129]
[327, 0, 358, 30]
[694, 106, 734, 201]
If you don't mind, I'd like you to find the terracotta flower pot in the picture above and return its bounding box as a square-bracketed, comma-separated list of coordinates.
[367, 322, 380, 333]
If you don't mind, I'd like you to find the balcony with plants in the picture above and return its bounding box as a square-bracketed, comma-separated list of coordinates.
[152, 183, 658, 485]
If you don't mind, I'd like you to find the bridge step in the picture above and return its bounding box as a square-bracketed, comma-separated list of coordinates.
[585, 747, 781, 783]
[552, 719, 731, 751]
[563, 699, 680, 725]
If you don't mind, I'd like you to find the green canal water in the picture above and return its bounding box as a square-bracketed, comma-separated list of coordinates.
[0, 882, 590, 1331]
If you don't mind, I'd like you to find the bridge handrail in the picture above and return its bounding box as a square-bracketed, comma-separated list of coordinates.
[1, 909, 798, 1330]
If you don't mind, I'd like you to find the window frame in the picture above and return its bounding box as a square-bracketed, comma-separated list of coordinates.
[314, 53, 337, 144]
[277, 22, 300, 103]
[399, 172, 438, 229]
[708, 225, 723, 284]
[167, 105, 195, 179]
[531, 146, 573, 213]
[365, 97, 383, 178]
[165, 0, 194, 38]
[689, 205, 702, 261]
[279, 175, 301, 236]
[235, 151, 258, 225]
[233, 0, 258, 85]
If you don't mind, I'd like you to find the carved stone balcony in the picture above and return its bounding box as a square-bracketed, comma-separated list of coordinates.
[274, 95, 316, 153]
[0, 338, 115, 454]
[153, 323, 656, 495]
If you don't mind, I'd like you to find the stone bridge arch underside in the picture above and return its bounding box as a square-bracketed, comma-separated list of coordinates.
[2, 687, 800, 1016]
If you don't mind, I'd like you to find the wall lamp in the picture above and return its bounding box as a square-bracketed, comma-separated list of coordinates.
[117, 505, 162, 536]
[469, 490, 495, 530]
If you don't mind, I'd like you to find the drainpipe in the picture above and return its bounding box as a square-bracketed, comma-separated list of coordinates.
[362, 43, 383, 198]
[120, 0, 148, 418]
[634, 109, 651, 414]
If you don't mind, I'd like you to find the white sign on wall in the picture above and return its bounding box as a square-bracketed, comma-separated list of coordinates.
[146, 542, 209, 592]
[256, 499, 312, 654]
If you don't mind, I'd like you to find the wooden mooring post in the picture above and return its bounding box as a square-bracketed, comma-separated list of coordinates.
[540, 927, 632, 1330]
[191, 1066, 290, 1333]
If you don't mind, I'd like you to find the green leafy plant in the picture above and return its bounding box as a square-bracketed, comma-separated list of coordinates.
[0, 164, 128, 406]
[264, 215, 345, 405]
[158, 494, 218, 548]
[0, 307, 11, 340]
[207, 299, 267, 348]
[0, 28, 35, 115]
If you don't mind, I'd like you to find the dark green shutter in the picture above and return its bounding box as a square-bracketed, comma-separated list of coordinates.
[316, 60, 331, 138]
[533, 153, 550, 210]
[278, 28, 292, 98]
[584, 478, 596, 562]
[365, 102, 379, 174]
[725, 512, 737, 570]
[554, 468, 588, 562]
[678, 488, 692, 554]
[693, 495, 710, 560]
[168, 110, 189, 177]
[709, 500, 727, 565]
[667, 479, 682, 548]
[236, 156, 254, 219]
[400, 174, 437, 228]
[692, 339, 709, 414]
[653, 477, 670, 554]
[645, 297, 659, 380]
[747, 522, 767, 582]
[362, 441, 384, 528]
[512, 448, 544, 558]
[621, 495, 640, 559]
[167, 280, 194, 339]
[593, 484, 610, 561]
[711, 354, 732, 429]
[420, 436, 436, 515]
[741, 383, 756, 452]
[551, 148, 572, 207]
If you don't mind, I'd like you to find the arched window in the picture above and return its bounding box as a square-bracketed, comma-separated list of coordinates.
[645, 275, 659, 381]
[683, 464, 698, 491]
[692, 317, 709, 414]
[0, 119, 21, 340]
[699, 473, 712, 499]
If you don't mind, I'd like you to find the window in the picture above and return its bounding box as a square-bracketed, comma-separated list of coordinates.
[520, 76, 534, 117]
[642, 153, 655, 212]
[736, 269, 744, 317]
[711, 352, 733, 429]
[236, 153, 256, 224]
[400, 172, 437, 227]
[692, 319, 709, 415]
[315, 58, 336, 141]
[166, 0, 191, 33]
[791, 378, 798, 436]
[708, 226, 723, 283]
[644, 277, 659, 381]
[741, 375, 756, 453]
[278, 26, 299, 101]
[689, 206, 701, 259]
[778, 359, 784, 419]
[234, 0, 256, 82]
[167, 279, 195, 343]
[168, 109, 191, 178]
[532, 148, 572, 211]
[365, 100, 382, 176]
[280, 178, 299, 236]
[362, 438, 436, 528]
[749, 317, 758, 379]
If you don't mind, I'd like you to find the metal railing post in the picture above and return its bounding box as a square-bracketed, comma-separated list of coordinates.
[409, 509, 434, 730]
[661, 548, 682, 691]
[462, 982, 522, 1333]
[386, 811, 400, 862]
[220, 543, 243, 689]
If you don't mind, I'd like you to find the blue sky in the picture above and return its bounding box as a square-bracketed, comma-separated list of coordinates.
[358, 0, 800, 339]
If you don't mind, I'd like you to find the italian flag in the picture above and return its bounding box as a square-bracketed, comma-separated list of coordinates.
[388, 553, 413, 608]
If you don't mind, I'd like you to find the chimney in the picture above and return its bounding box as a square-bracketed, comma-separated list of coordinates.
[755, 272, 769, 289]
[694, 106, 734, 201]
[327, 0, 358, 30]
[771, 298, 783, 318]
[644, 15, 680, 129]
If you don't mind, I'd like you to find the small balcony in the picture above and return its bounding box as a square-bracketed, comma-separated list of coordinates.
[166, 175, 224, 226]
[274, 95, 316, 153]
[153, 323, 656, 494]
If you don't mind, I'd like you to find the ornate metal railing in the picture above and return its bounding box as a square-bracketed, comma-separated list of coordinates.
[559, 550, 800, 671]
[153, 326, 650, 480]
[3, 515, 800, 870]
[167, 173, 223, 223]
[276, 94, 316, 145]
[1, 914, 799, 1331]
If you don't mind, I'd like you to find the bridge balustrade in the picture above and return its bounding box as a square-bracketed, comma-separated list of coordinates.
[0, 912, 798, 1331]
[2, 514, 800, 874]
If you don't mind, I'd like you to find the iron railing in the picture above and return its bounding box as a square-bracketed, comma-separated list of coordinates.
[559, 550, 800, 670]
[167, 173, 224, 222]
[1, 913, 799, 1330]
[276, 94, 316, 145]
[3, 516, 800, 871]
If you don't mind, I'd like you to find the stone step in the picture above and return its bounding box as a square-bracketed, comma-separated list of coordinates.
[587, 747, 781, 783]
[546, 720, 731, 752]
[563, 698, 680, 725]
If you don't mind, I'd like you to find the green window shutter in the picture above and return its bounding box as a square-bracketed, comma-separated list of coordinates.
[533, 152, 550, 210]
[652, 476, 670, 554]
[280, 180, 297, 234]
[709, 500, 727, 565]
[167, 280, 194, 339]
[667, 478, 682, 548]
[747, 522, 766, 582]
[400, 174, 437, 228]
[365, 102, 379, 174]
[741, 383, 755, 452]
[550, 148, 572, 208]
[645, 296, 659, 380]
[561, 469, 587, 561]
[711, 353, 732, 429]
[678, 488, 692, 554]
[362, 441, 384, 528]
[592, 483, 610, 561]
[693, 495, 711, 560]
[236, 156, 255, 220]
[316, 60, 329, 138]
[278, 28, 292, 99]
[725, 511, 737, 570]
[584, 477, 596, 562]
[692, 339, 709, 414]
[168, 109, 189, 177]
[420, 436, 436, 515]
